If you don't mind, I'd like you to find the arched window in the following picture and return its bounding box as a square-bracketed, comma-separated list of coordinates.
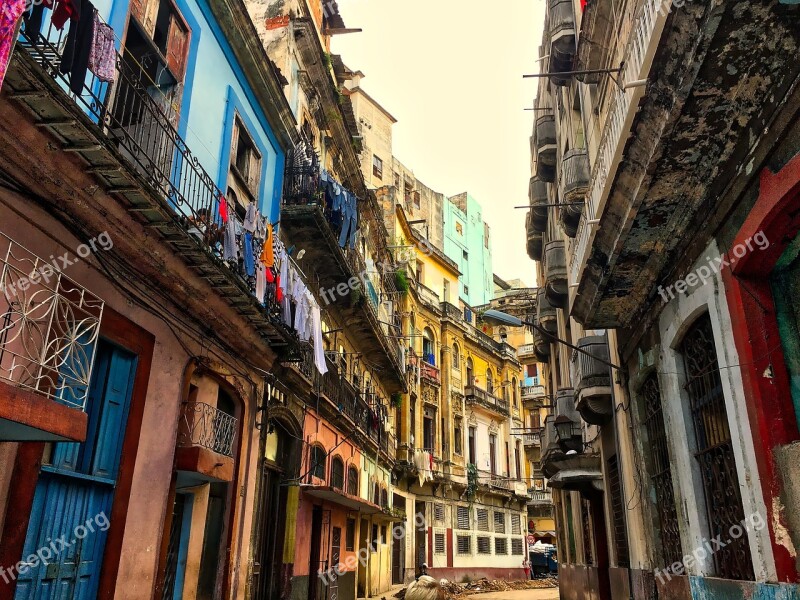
[422, 328, 435, 365]
[466, 357, 474, 387]
[331, 456, 344, 490]
[486, 368, 494, 394]
[347, 466, 359, 496]
[452, 343, 461, 370]
[310, 445, 326, 481]
[380, 487, 388, 508]
[373, 483, 380, 505]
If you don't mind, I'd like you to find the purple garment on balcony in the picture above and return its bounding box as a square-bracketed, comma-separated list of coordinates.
[88, 12, 115, 82]
[0, 0, 27, 92]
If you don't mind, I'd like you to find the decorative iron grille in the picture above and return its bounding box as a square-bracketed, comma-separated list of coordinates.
[681, 316, 754, 580]
[0, 233, 104, 409]
[641, 373, 683, 568]
[178, 401, 238, 457]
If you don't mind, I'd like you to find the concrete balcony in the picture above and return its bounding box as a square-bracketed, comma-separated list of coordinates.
[543, 240, 568, 309]
[536, 288, 557, 335]
[465, 385, 509, 416]
[517, 344, 537, 364]
[528, 489, 552, 505]
[521, 384, 547, 403]
[533, 328, 551, 363]
[523, 430, 542, 448]
[534, 115, 557, 182]
[529, 176, 549, 233]
[572, 336, 614, 425]
[558, 149, 589, 238]
[541, 389, 583, 478]
[547, 0, 576, 86]
[526, 212, 544, 261]
[415, 280, 442, 312]
[176, 401, 237, 484]
[420, 360, 441, 387]
[0, 233, 103, 442]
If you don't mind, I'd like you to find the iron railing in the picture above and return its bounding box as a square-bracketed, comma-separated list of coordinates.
[178, 401, 238, 457]
[465, 384, 509, 414]
[572, 336, 612, 390]
[0, 233, 104, 409]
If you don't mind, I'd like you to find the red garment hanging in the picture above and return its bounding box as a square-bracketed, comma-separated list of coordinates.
[52, 0, 79, 30]
[218, 194, 228, 223]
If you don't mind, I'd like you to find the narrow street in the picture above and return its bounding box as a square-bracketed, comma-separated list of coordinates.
[0, 0, 798, 599]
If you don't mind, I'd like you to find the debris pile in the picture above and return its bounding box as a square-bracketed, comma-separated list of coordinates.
[394, 576, 557, 600]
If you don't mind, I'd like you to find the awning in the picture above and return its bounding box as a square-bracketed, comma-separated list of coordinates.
[532, 531, 557, 538]
[301, 485, 382, 514]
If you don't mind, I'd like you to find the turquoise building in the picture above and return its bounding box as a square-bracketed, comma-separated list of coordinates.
[443, 192, 494, 306]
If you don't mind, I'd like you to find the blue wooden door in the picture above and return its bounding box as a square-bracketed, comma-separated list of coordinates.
[15, 341, 137, 600]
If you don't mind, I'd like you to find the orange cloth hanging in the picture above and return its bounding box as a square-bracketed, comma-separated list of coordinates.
[260, 224, 274, 267]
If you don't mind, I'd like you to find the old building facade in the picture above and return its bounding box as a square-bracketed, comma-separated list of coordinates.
[525, 0, 800, 598]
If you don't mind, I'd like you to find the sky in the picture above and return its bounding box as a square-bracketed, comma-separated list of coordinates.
[333, 0, 546, 287]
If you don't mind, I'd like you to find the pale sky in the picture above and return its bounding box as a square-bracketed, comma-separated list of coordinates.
[333, 0, 546, 286]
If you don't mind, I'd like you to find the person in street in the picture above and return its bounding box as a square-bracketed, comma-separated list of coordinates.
[522, 557, 531, 580]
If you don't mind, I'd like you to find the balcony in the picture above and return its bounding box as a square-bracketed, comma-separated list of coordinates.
[572, 336, 613, 425]
[281, 168, 405, 392]
[526, 212, 543, 261]
[547, 0, 576, 86]
[534, 115, 557, 182]
[175, 402, 237, 483]
[523, 430, 542, 448]
[465, 385, 509, 416]
[529, 176, 549, 233]
[536, 288, 557, 334]
[543, 241, 567, 308]
[0, 234, 104, 442]
[521, 384, 547, 403]
[415, 281, 442, 312]
[517, 344, 537, 364]
[541, 389, 583, 478]
[420, 360, 441, 386]
[533, 328, 551, 363]
[558, 149, 589, 238]
[528, 489, 552, 505]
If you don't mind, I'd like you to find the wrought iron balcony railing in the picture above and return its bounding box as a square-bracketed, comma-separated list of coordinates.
[465, 384, 509, 414]
[178, 401, 238, 457]
[0, 233, 104, 410]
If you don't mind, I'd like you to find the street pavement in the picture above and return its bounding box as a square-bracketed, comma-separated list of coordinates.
[469, 589, 559, 599]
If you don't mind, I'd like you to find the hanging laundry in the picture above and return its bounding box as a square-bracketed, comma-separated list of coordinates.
[338, 191, 358, 249]
[88, 12, 115, 82]
[243, 202, 258, 233]
[223, 216, 238, 263]
[255, 264, 266, 303]
[243, 232, 255, 277]
[0, 0, 27, 92]
[311, 302, 328, 375]
[60, 0, 95, 95]
[218, 195, 229, 223]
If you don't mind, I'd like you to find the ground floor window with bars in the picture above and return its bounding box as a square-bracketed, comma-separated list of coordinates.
[494, 537, 508, 554]
[476, 508, 490, 531]
[607, 454, 630, 568]
[457, 535, 471, 555]
[477, 536, 491, 554]
[511, 538, 524, 555]
[494, 511, 506, 533]
[511, 514, 521, 535]
[681, 314, 754, 580]
[434, 503, 445, 525]
[640, 372, 682, 568]
[434, 531, 446, 555]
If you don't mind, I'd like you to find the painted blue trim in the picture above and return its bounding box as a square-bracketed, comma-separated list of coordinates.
[172, 493, 194, 600]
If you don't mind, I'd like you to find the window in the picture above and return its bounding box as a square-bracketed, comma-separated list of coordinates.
[465, 357, 473, 386]
[489, 434, 497, 475]
[422, 328, 435, 364]
[512, 377, 518, 406]
[468, 427, 476, 464]
[310, 446, 326, 480]
[434, 532, 446, 554]
[511, 514, 521, 535]
[495, 537, 508, 555]
[443, 280, 450, 303]
[457, 506, 470, 530]
[372, 155, 383, 179]
[381, 525, 387, 544]
[371, 524, 379, 551]
[452, 344, 460, 370]
[346, 518, 356, 551]
[462, 249, 468, 261]
[413, 191, 420, 208]
[331, 457, 344, 490]
[454, 418, 463, 456]
[681, 315, 752, 579]
[476, 508, 489, 531]
[230, 116, 262, 199]
[494, 511, 506, 534]
[434, 503, 445, 524]
[347, 466, 359, 496]
[477, 536, 491, 555]
[423, 416, 434, 451]
[457, 535, 471, 555]
[373, 483, 380, 505]
[380, 488, 388, 508]
[486, 368, 494, 394]
[515, 442, 522, 482]
[456, 222, 463, 235]
[511, 539, 524, 555]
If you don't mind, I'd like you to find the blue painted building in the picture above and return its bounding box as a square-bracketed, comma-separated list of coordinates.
[444, 192, 494, 306]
